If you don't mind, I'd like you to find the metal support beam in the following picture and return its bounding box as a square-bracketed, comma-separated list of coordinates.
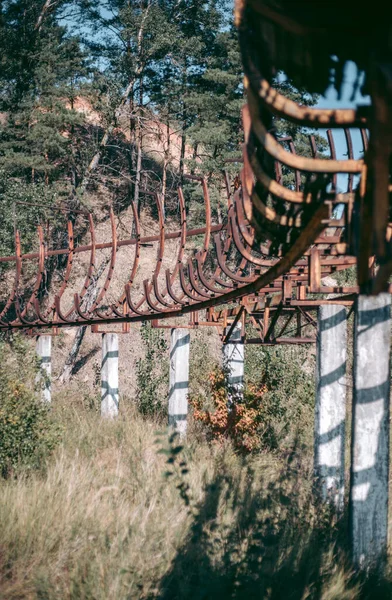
[222, 305, 245, 344]
[36, 335, 51, 403]
[350, 294, 391, 569]
[223, 323, 244, 401]
[169, 328, 190, 435]
[314, 305, 347, 510]
[101, 333, 119, 417]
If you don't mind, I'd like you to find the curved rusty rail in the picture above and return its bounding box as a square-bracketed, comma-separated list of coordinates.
[0, 151, 357, 332]
[0, 62, 389, 329]
[236, 0, 391, 295]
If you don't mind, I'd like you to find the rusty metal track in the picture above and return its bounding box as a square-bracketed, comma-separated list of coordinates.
[236, 0, 392, 295]
[0, 3, 390, 339]
[0, 154, 358, 334]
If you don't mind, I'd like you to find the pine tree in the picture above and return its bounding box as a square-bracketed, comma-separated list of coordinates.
[0, 0, 90, 187]
[186, 23, 244, 175]
[77, 0, 177, 210]
[146, 0, 241, 219]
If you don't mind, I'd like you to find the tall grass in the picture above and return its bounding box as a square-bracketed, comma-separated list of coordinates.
[1, 401, 390, 599]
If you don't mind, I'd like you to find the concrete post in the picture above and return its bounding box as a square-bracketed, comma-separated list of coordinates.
[36, 335, 52, 403]
[101, 333, 119, 417]
[314, 305, 347, 510]
[169, 328, 190, 435]
[350, 293, 391, 569]
[223, 324, 244, 401]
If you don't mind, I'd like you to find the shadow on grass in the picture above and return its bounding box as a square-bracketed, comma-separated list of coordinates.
[153, 439, 392, 600]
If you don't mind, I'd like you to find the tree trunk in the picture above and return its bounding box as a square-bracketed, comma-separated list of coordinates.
[78, 128, 113, 196]
[35, 0, 57, 32]
[162, 154, 168, 208]
[134, 110, 142, 213]
[161, 119, 171, 210]
[129, 94, 136, 183]
[134, 66, 145, 214]
[58, 259, 108, 384]
[179, 124, 186, 184]
[190, 141, 198, 175]
[179, 66, 187, 184]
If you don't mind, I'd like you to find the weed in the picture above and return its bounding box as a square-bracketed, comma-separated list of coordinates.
[136, 322, 168, 417]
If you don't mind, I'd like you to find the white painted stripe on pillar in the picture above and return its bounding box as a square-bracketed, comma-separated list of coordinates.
[314, 304, 347, 510]
[101, 333, 119, 417]
[350, 293, 391, 568]
[169, 328, 190, 436]
[36, 335, 52, 403]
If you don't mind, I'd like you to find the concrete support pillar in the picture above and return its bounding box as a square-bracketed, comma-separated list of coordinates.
[314, 305, 347, 510]
[223, 324, 244, 401]
[350, 293, 391, 568]
[101, 333, 119, 417]
[169, 328, 190, 435]
[36, 335, 52, 403]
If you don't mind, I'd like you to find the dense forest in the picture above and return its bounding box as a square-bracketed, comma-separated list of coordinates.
[0, 0, 244, 245]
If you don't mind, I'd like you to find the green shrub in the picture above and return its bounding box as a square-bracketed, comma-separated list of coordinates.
[0, 170, 56, 259]
[0, 336, 60, 477]
[136, 322, 168, 418]
[245, 343, 315, 451]
[189, 330, 219, 405]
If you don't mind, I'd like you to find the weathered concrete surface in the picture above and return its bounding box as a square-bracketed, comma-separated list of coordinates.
[169, 328, 190, 435]
[350, 293, 391, 568]
[101, 333, 119, 417]
[36, 335, 52, 403]
[223, 324, 244, 401]
[314, 305, 347, 509]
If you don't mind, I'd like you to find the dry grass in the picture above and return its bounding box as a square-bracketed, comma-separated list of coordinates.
[0, 402, 390, 599]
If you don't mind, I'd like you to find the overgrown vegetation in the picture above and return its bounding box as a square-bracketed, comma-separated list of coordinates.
[190, 365, 268, 452]
[0, 329, 390, 598]
[0, 336, 60, 478]
[188, 337, 315, 454]
[136, 321, 169, 417]
[245, 342, 315, 449]
[0, 401, 390, 599]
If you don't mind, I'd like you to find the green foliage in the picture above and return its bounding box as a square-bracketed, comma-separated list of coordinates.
[0, 170, 55, 259]
[0, 1, 91, 183]
[189, 331, 219, 405]
[136, 322, 168, 418]
[0, 336, 61, 478]
[0, 399, 390, 598]
[245, 343, 315, 450]
[334, 265, 357, 287]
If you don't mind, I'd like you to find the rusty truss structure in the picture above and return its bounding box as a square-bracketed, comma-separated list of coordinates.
[236, 0, 392, 294]
[0, 0, 390, 343]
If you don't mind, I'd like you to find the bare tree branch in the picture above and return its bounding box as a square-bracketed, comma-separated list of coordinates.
[35, 0, 61, 31]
